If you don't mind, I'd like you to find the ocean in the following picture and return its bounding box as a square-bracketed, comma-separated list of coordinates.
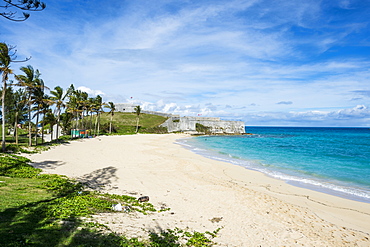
[177, 127, 370, 203]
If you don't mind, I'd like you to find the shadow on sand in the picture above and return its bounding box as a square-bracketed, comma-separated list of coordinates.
[78, 166, 119, 191]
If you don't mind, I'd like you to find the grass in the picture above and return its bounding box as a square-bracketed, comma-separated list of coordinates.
[0, 154, 221, 246]
[91, 112, 168, 135]
[0, 112, 168, 152]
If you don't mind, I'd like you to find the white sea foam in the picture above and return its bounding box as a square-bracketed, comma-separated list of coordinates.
[176, 137, 370, 203]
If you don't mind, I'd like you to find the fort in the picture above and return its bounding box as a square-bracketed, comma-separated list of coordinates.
[115, 103, 245, 134]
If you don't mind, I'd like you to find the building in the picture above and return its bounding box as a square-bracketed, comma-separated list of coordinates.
[115, 103, 136, 113]
[160, 116, 245, 134]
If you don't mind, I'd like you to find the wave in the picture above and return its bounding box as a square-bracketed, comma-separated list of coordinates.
[176, 137, 370, 203]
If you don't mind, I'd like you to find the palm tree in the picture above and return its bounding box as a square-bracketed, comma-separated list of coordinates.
[92, 95, 103, 136]
[50, 86, 67, 140]
[134, 105, 141, 133]
[105, 102, 115, 134]
[43, 109, 56, 141]
[79, 91, 88, 130]
[12, 88, 28, 144]
[59, 112, 73, 136]
[30, 77, 49, 145]
[0, 43, 14, 152]
[37, 94, 52, 144]
[16, 65, 41, 146]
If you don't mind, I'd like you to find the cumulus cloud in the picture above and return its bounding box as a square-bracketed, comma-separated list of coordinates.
[77, 86, 105, 96]
[3, 0, 370, 127]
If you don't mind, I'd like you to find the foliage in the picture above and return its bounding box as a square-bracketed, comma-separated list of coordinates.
[0, 0, 46, 21]
[100, 122, 117, 134]
[196, 123, 211, 134]
[90, 112, 167, 135]
[142, 126, 168, 134]
[5, 143, 35, 153]
[149, 227, 221, 247]
[0, 154, 221, 246]
[0, 154, 40, 178]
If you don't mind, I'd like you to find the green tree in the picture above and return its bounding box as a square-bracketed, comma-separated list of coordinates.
[34, 93, 51, 144]
[43, 109, 56, 141]
[16, 65, 41, 146]
[0, 0, 46, 21]
[0, 43, 27, 151]
[0, 43, 13, 151]
[105, 101, 115, 134]
[134, 105, 141, 133]
[59, 112, 73, 135]
[5, 87, 28, 144]
[92, 95, 103, 136]
[50, 86, 68, 139]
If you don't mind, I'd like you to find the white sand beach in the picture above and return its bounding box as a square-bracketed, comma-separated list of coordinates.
[27, 134, 370, 246]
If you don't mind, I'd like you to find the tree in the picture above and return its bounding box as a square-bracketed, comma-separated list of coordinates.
[42, 109, 56, 141]
[34, 93, 51, 144]
[0, 43, 13, 151]
[16, 65, 42, 146]
[92, 95, 103, 136]
[1, 0, 46, 21]
[50, 86, 67, 140]
[0, 43, 28, 151]
[105, 101, 115, 134]
[4, 87, 28, 144]
[134, 105, 141, 133]
[59, 112, 73, 136]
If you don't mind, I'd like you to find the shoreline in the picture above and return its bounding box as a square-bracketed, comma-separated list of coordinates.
[27, 134, 370, 246]
[181, 133, 370, 204]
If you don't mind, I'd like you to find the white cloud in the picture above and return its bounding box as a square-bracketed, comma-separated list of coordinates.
[2, 0, 370, 127]
[77, 86, 105, 96]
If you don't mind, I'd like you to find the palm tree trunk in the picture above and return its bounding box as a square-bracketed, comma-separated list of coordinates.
[97, 113, 100, 136]
[41, 118, 45, 144]
[56, 107, 60, 139]
[14, 112, 18, 145]
[28, 105, 32, 146]
[28, 94, 32, 146]
[2, 81, 6, 152]
[94, 114, 97, 136]
[136, 117, 139, 133]
[34, 108, 39, 146]
[109, 114, 112, 134]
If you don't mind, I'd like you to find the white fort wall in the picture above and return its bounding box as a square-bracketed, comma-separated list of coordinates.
[160, 116, 245, 134]
[115, 103, 245, 134]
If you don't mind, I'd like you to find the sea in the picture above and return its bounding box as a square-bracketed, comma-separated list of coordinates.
[177, 127, 370, 203]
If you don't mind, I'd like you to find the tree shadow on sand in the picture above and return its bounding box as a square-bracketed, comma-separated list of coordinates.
[31, 160, 66, 170]
[78, 166, 119, 191]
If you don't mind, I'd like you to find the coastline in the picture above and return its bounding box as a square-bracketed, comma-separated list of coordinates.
[178, 135, 370, 204]
[27, 134, 370, 246]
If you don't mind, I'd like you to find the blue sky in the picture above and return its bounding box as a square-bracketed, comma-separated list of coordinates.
[1, 0, 370, 126]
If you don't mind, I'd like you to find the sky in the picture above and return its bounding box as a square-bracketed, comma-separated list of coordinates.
[1, 0, 370, 127]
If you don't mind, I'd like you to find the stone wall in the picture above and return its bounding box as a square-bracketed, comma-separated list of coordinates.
[160, 116, 245, 134]
[115, 103, 136, 113]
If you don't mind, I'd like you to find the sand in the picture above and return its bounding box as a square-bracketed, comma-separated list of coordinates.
[27, 134, 370, 246]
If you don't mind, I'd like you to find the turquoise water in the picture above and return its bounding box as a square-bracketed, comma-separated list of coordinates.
[177, 127, 370, 203]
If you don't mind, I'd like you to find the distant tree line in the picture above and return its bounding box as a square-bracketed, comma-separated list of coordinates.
[0, 42, 117, 152]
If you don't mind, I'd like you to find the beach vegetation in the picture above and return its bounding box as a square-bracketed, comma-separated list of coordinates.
[1, 67, 169, 152]
[196, 123, 211, 135]
[16, 65, 44, 146]
[50, 85, 68, 139]
[105, 101, 116, 134]
[0, 154, 221, 246]
[134, 105, 142, 133]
